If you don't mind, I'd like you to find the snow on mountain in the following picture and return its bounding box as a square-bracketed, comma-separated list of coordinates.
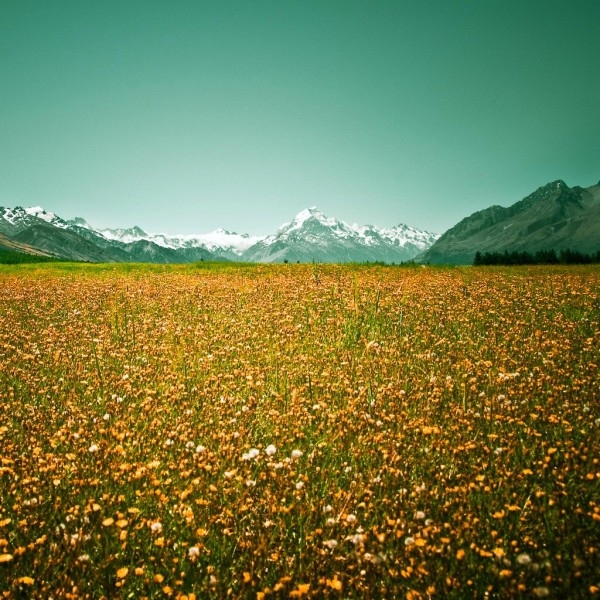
[98, 226, 149, 245]
[24, 206, 68, 228]
[0, 203, 439, 264]
[98, 226, 264, 257]
[242, 207, 439, 263]
[0, 206, 69, 235]
[66, 217, 95, 230]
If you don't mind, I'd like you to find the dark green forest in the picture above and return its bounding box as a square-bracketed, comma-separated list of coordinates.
[474, 248, 600, 266]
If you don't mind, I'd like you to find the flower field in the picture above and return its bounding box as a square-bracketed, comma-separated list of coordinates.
[0, 262, 599, 599]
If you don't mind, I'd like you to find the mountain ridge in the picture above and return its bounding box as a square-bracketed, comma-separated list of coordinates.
[0, 205, 438, 264]
[417, 179, 600, 264]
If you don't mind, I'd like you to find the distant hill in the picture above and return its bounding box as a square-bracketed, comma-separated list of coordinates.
[417, 179, 600, 264]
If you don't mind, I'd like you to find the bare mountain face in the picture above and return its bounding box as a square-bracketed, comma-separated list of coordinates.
[0, 205, 438, 264]
[417, 179, 600, 264]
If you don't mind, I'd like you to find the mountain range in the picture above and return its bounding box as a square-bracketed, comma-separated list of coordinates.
[0, 206, 438, 264]
[417, 179, 600, 264]
[1, 177, 598, 265]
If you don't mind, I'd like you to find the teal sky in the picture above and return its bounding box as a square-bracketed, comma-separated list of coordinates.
[1, 1, 599, 235]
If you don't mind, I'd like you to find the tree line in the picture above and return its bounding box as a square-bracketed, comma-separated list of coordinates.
[0, 248, 66, 264]
[474, 248, 600, 266]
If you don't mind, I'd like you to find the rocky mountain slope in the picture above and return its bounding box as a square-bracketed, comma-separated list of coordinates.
[417, 179, 600, 264]
[242, 207, 438, 263]
[0, 205, 438, 264]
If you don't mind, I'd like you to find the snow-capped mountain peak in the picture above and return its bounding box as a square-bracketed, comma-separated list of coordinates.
[0, 203, 439, 264]
[243, 207, 440, 263]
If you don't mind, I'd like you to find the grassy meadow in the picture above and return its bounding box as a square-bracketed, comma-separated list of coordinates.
[0, 262, 599, 599]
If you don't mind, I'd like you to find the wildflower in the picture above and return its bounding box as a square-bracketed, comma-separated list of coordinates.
[188, 546, 200, 558]
[196, 445, 206, 453]
[516, 553, 531, 565]
[103, 413, 110, 421]
[295, 481, 304, 490]
[291, 449, 303, 459]
[242, 448, 260, 461]
[265, 444, 277, 456]
[88, 444, 99, 453]
[532, 587, 550, 598]
[324, 539, 338, 549]
[415, 511, 425, 519]
[246, 479, 256, 487]
[323, 505, 333, 513]
[150, 521, 162, 534]
[404, 537, 415, 546]
[78, 554, 90, 562]
[346, 514, 357, 523]
[185, 441, 195, 448]
[326, 518, 336, 526]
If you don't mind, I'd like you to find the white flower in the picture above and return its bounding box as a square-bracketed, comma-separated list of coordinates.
[78, 554, 90, 562]
[150, 521, 162, 533]
[188, 545, 200, 558]
[88, 444, 99, 453]
[265, 444, 277, 456]
[196, 445, 206, 453]
[415, 511, 425, 520]
[326, 518, 336, 526]
[346, 514, 357, 523]
[246, 479, 256, 487]
[404, 536, 415, 546]
[291, 449, 303, 459]
[224, 470, 234, 479]
[185, 441, 195, 449]
[517, 553, 531, 565]
[103, 413, 110, 421]
[295, 481, 304, 490]
[324, 539, 338, 549]
[323, 505, 333, 513]
[242, 448, 260, 461]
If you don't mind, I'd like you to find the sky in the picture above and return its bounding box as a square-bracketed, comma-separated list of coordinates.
[1, 1, 599, 236]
